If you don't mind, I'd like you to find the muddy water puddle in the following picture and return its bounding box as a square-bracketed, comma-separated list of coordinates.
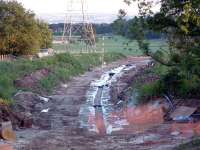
[79, 63, 165, 135]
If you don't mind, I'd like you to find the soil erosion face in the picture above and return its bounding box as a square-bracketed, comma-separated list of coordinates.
[10, 57, 190, 150]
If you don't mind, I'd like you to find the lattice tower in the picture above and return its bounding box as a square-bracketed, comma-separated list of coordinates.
[62, 0, 96, 52]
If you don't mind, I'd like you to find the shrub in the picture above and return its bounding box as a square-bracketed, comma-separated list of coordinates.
[175, 138, 200, 150]
[137, 80, 165, 104]
[0, 1, 52, 55]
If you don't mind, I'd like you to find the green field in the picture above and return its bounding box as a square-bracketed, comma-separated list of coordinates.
[53, 36, 168, 56]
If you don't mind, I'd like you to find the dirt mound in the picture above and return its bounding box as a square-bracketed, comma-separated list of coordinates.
[0, 144, 13, 150]
[13, 92, 49, 128]
[0, 104, 21, 129]
[14, 68, 50, 89]
[0, 91, 47, 135]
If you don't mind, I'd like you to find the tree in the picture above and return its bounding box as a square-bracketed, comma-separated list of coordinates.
[124, 0, 200, 97]
[111, 17, 128, 36]
[37, 20, 53, 49]
[0, 1, 52, 55]
[111, 16, 162, 40]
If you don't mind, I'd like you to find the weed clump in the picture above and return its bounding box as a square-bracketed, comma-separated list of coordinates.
[134, 63, 200, 104]
[0, 52, 125, 102]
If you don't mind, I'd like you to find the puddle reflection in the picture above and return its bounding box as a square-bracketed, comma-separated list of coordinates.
[95, 111, 107, 135]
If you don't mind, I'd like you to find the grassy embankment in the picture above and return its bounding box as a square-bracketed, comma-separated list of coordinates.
[0, 52, 125, 102]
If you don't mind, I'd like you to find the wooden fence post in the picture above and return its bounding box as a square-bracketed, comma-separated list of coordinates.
[102, 36, 105, 67]
[0, 55, 12, 62]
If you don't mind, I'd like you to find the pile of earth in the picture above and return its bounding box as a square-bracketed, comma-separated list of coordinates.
[14, 68, 50, 89]
[0, 68, 51, 133]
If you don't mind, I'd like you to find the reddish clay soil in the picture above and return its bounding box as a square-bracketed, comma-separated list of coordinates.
[0, 56, 198, 150]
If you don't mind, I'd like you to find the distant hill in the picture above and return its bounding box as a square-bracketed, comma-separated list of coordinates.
[37, 13, 131, 24]
[49, 23, 113, 36]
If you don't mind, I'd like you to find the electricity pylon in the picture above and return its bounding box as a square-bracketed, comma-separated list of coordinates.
[62, 0, 96, 53]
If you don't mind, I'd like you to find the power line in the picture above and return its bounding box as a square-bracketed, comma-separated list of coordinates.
[62, 0, 96, 53]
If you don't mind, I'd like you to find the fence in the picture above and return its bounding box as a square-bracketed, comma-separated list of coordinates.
[0, 55, 15, 62]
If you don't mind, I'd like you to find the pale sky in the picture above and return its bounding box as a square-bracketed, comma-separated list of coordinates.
[15, 0, 160, 23]
[16, 0, 140, 15]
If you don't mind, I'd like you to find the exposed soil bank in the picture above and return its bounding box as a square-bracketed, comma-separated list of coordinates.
[0, 56, 196, 150]
[109, 57, 152, 105]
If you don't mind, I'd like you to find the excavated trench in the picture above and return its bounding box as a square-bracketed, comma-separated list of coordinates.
[79, 64, 151, 135]
[3, 57, 195, 150]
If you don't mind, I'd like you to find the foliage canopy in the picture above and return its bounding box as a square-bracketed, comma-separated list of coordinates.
[0, 1, 52, 55]
[124, 0, 200, 98]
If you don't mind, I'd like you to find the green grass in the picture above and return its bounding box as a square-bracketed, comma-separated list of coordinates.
[174, 138, 200, 150]
[53, 36, 168, 56]
[131, 63, 170, 104]
[0, 52, 125, 101]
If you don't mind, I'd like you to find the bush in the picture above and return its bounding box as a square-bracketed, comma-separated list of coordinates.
[161, 68, 200, 98]
[175, 138, 200, 150]
[137, 80, 165, 104]
[0, 1, 52, 55]
[136, 64, 200, 104]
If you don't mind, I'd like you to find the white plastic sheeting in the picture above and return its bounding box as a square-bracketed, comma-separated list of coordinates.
[79, 64, 137, 134]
